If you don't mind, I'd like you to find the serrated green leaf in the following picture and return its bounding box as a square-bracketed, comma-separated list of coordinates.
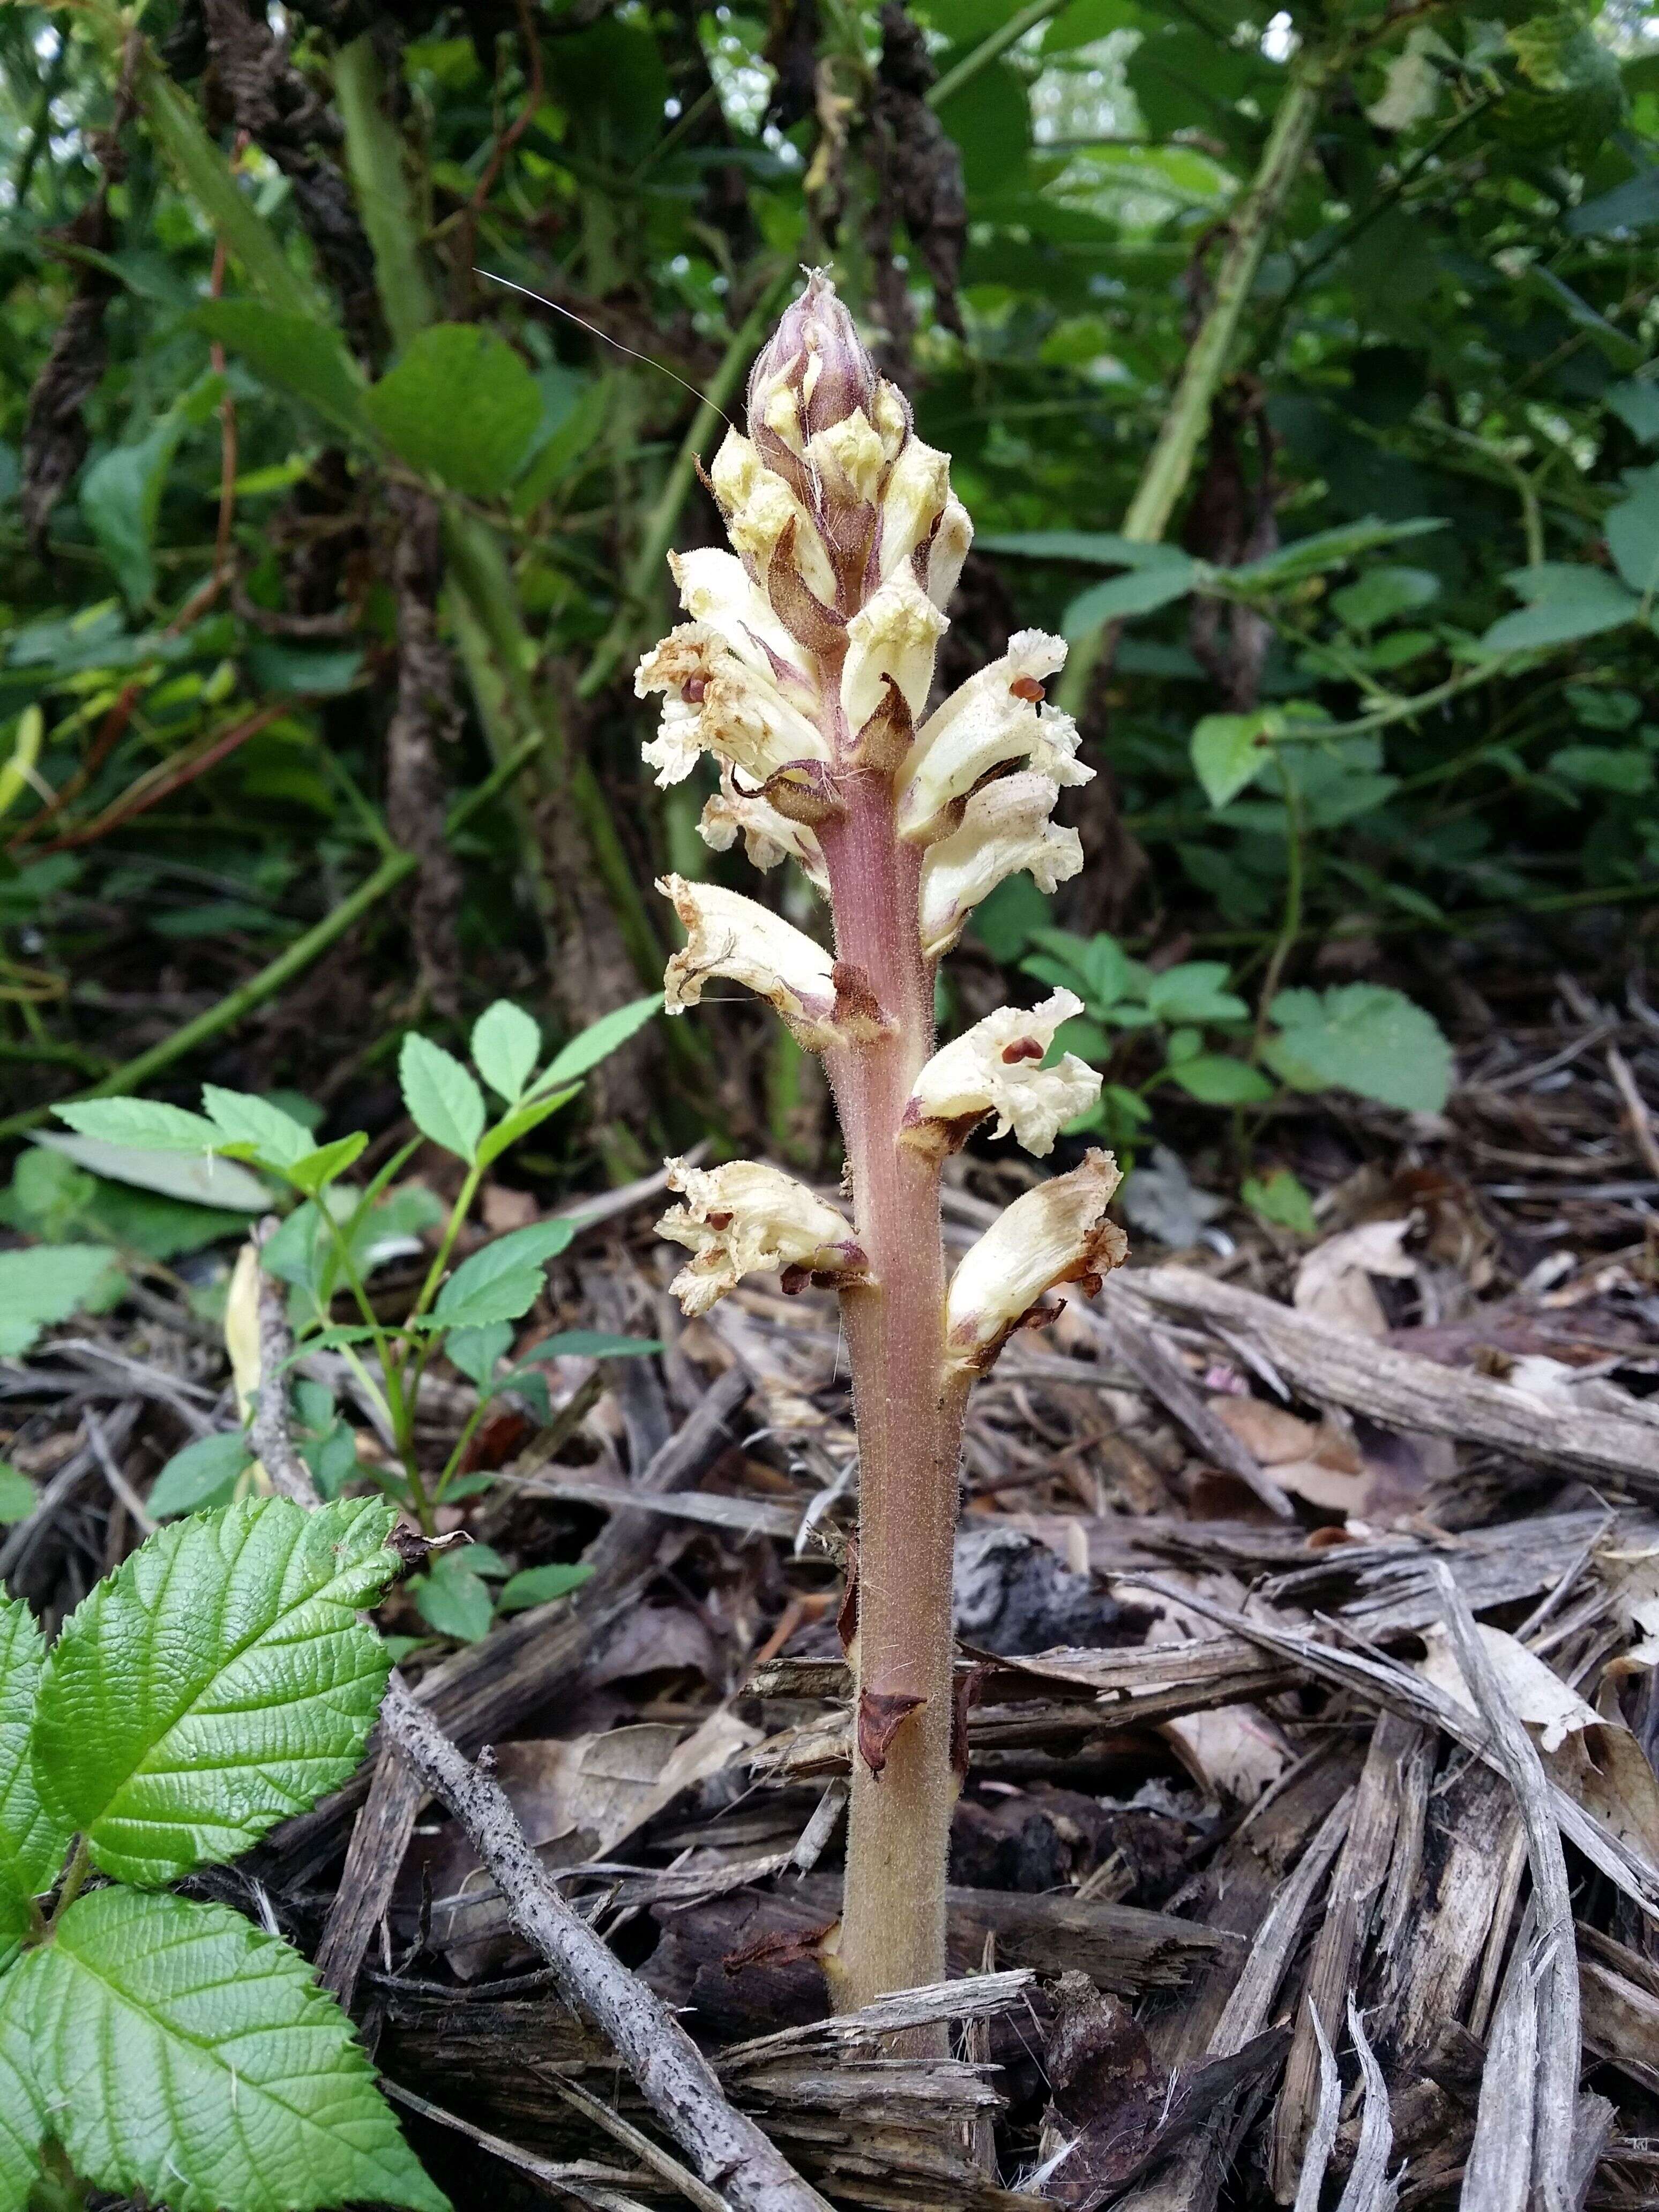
[201, 1085, 316, 1170]
[1266, 984, 1454, 1114]
[1167, 1054, 1274, 1103]
[472, 1000, 541, 1102]
[0, 1465, 33, 1526]
[399, 1033, 485, 1161]
[477, 1086, 578, 1167]
[20, 1887, 447, 2212]
[0, 1244, 122, 1358]
[497, 1561, 595, 1612]
[445, 1321, 513, 1389]
[34, 1495, 398, 1884]
[55, 1096, 223, 1153]
[1191, 711, 1279, 809]
[146, 1431, 252, 1519]
[1145, 963, 1250, 1023]
[1063, 561, 1201, 631]
[1605, 470, 1659, 597]
[411, 1552, 495, 1642]
[32, 1130, 273, 1212]
[536, 994, 663, 1092]
[0, 1964, 45, 2212]
[1242, 1168, 1318, 1236]
[1477, 566, 1639, 653]
[434, 1220, 576, 1328]
[0, 1596, 65, 1958]
[363, 324, 542, 497]
[287, 1132, 369, 1195]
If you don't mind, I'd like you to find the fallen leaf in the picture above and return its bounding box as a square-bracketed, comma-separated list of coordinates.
[1294, 1217, 1415, 1338]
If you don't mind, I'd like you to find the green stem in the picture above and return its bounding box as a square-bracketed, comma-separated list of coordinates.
[333, 35, 437, 348]
[48, 1837, 92, 1927]
[1252, 758, 1304, 1052]
[0, 730, 545, 1141]
[926, 0, 1069, 109]
[1056, 59, 1328, 718]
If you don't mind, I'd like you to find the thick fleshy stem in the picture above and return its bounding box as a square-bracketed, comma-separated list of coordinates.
[818, 777, 963, 2014]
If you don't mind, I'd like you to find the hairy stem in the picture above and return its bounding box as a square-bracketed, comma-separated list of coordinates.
[820, 781, 961, 2013]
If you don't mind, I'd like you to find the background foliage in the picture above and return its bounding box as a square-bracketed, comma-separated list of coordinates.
[2, 0, 1657, 1184]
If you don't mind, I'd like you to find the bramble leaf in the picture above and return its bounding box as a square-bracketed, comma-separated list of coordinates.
[0, 1596, 65, 1959]
[0, 1966, 44, 2212]
[0, 1243, 123, 1358]
[1265, 984, 1454, 1113]
[432, 1220, 576, 1328]
[18, 1887, 447, 2212]
[34, 1496, 398, 1884]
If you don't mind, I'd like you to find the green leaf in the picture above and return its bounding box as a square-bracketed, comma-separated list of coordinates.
[476, 1087, 578, 1168]
[1567, 167, 1659, 238]
[1329, 565, 1441, 633]
[1167, 1055, 1274, 1104]
[193, 300, 369, 435]
[1063, 560, 1202, 631]
[1605, 470, 1659, 597]
[1227, 517, 1444, 591]
[1548, 744, 1653, 795]
[516, 1330, 662, 1361]
[201, 1083, 316, 1170]
[1242, 1168, 1318, 1236]
[34, 1129, 273, 1212]
[146, 1431, 252, 1520]
[1266, 984, 1454, 1114]
[977, 531, 1194, 568]
[399, 1033, 486, 1162]
[410, 1551, 495, 1642]
[0, 1466, 33, 1526]
[537, 994, 663, 1091]
[497, 1561, 596, 1613]
[472, 999, 541, 1102]
[434, 1221, 575, 1328]
[1145, 963, 1250, 1024]
[0, 1244, 122, 1358]
[34, 1495, 398, 1885]
[0, 1596, 65, 1960]
[1606, 380, 1659, 446]
[0, 1965, 45, 2212]
[445, 1321, 514, 1389]
[1477, 565, 1640, 653]
[17, 1887, 447, 2212]
[80, 377, 221, 608]
[55, 1096, 223, 1153]
[287, 1132, 369, 1196]
[1191, 711, 1279, 809]
[363, 324, 542, 497]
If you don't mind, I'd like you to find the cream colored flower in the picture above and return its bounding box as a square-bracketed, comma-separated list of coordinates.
[922, 492, 973, 612]
[896, 631, 1093, 843]
[668, 547, 817, 693]
[875, 436, 951, 585]
[708, 433, 839, 604]
[841, 575, 950, 732]
[805, 408, 889, 508]
[944, 1149, 1127, 1372]
[658, 876, 886, 1049]
[902, 992, 1101, 1159]
[658, 1157, 869, 1317]
[636, 624, 828, 791]
[917, 773, 1084, 959]
[698, 771, 828, 890]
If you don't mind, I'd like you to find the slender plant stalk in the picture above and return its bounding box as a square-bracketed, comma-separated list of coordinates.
[640, 275, 1126, 2008]
[1056, 60, 1327, 719]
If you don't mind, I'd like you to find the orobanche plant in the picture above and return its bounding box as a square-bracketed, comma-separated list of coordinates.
[638, 273, 1126, 2008]
[0, 1495, 444, 2212]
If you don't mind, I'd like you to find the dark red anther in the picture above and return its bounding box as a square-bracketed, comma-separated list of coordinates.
[1010, 675, 1045, 702]
[682, 676, 707, 704]
[999, 1037, 1044, 1065]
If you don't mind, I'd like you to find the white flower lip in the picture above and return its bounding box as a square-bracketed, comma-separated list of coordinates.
[657, 1156, 869, 1317]
[917, 772, 1085, 960]
[896, 630, 1094, 843]
[657, 876, 886, 1050]
[668, 545, 816, 692]
[840, 575, 950, 733]
[698, 771, 828, 890]
[636, 623, 828, 791]
[944, 1148, 1127, 1372]
[902, 991, 1102, 1159]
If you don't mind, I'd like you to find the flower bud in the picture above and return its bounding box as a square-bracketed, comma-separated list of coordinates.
[658, 876, 888, 1049]
[917, 772, 1085, 960]
[747, 268, 880, 454]
[902, 992, 1102, 1160]
[841, 576, 950, 732]
[708, 434, 840, 606]
[896, 631, 1093, 843]
[658, 1156, 869, 1317]
[944, 1149, 1127, 1373]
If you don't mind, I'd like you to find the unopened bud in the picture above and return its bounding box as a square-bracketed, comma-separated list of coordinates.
[748, 269, 880, 453]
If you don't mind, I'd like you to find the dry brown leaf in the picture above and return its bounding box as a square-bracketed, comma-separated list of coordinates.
[1293, 1218, 1415, 1339]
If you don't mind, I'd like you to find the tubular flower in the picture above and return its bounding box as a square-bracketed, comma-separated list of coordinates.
[658, 876, 887, 1049]
[896, 631, 1093, 844]
[842, 576, 950, 730]
[636, 622, 827, 791]
[917, 773, 1085, 959]
[944, 1149, 1129, 1374]
[657, 1157, 869, 1317]
[666, 547, 815, 691]
[901, 992, 1102, 1160]
[698, 769, 828, 889]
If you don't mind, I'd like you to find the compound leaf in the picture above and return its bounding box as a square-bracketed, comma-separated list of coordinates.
[21, 1887, 447, 2212]
[399, 1033, 485, 1162]
[34, 1496, 398, 1885]
[0, 1597, 65, 1959]
[1266, 984, 1454, 1113]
